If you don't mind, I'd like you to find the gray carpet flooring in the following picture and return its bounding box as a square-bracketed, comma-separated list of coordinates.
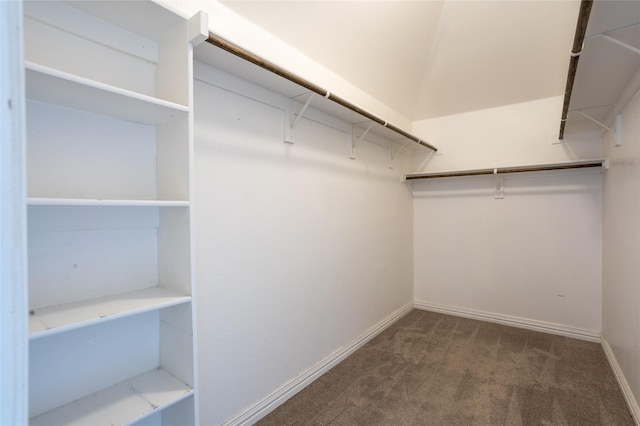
[258, 309, 633, 425]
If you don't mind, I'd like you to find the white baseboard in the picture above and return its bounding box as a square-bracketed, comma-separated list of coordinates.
[414, 300, 601, 342]
[222, 301, 414, 426]
[601, 335, 640, 425]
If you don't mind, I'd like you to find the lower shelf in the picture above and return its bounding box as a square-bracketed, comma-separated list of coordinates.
[30, 368, 193, 426]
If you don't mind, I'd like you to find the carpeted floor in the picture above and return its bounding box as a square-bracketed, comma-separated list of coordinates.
[258, 309, 633, 425]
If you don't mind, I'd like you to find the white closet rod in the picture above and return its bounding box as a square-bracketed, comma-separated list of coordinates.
[205, 32, 438, 152]
[404, 159, 605, 180]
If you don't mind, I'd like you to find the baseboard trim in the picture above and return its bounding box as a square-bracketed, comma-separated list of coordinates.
[222, 301, 414, 426]
[414, 300, 601, 342]
[601, 335, 640, 425]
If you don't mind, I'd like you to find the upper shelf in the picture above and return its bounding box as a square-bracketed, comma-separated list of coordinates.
[563, 1, 640, 138]
[25, 62, 189, 125]
[194, 37, 436, 154]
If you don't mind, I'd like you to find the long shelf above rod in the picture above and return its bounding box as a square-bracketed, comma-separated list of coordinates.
[404, 159, 606, 180]
[558, 0, 594, 140]
[205, 33, 437, 152]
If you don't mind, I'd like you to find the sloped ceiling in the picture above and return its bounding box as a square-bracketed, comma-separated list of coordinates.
[219, 0, 581, 121]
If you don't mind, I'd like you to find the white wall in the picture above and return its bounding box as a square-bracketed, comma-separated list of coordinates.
[412, 95, 604, 339]
[411, 96, 602, 174]
[602, 69, 640, 420]
[192, 63, 414, 425]
[412, 170, 603, 338]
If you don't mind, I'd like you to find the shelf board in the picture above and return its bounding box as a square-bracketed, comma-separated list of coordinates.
[194, 42, 433, 153]
[25, 61, 189, 125]
[28, 198, 189, 207]
[29, 287, 191, 339]
[405, 159, 606, 180]
[30, 368, 193, 426]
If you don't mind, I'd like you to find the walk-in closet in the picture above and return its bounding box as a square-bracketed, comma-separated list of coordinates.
[1, 0, 639, 425]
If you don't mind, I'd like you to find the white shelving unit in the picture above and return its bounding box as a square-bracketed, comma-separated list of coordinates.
[24, 1, 206, 425]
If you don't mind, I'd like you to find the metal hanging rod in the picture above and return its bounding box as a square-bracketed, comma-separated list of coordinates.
[205, 32, 437, 152]
[558, 0, 594, 140]
[404, 159, 606, 180]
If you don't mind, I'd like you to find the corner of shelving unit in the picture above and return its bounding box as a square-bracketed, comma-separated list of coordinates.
[188, 11, 208, 46]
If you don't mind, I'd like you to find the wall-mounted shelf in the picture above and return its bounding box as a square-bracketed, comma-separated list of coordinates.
[561, 1, 640, 139]
[405, 159, 606, 181]
[194, 36, 436, 155]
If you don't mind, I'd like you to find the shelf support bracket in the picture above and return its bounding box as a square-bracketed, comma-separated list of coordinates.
[388, 146, 394, 169]
[349, 122, 374, 160]
[596, 34, 640, 57]
[284, 93, 313, 144]
[347, 132, 355, 159]
[494, 169, 504, 199]
[615, 113, 622, 146]
[570, 110, 622, 146]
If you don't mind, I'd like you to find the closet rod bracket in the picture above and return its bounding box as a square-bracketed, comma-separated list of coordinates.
[569, 109, 622, 146]
[494, 169, 504, 199]
[589, 33, 640, 56]
[349, 122, 374, 160]
[284, 93, 314, 144]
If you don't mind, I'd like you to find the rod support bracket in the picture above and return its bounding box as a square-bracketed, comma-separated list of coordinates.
[284, 93, 314, 144]
[569, 109, 622, 146]
[494, 169, 504, 199]
[348, 132, 356, 159]
[349, 122, 375, 160]
[597, 34, 640, 56]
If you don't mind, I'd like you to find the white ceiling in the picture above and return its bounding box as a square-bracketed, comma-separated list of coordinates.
[219, 0, 581, 121]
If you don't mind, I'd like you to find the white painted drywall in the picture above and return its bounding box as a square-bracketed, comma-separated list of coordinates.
[412, 95, 604, 337]
[192, 64, 414, 425]
[602, 69, 640, 416]
[412, 170, 603, 336]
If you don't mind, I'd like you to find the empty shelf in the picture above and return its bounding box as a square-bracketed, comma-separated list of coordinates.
[25, 62, 188, 125]
[28, 198, 190, 207]
[29, 287, 191, 339]
[30, 368, 193, 426]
